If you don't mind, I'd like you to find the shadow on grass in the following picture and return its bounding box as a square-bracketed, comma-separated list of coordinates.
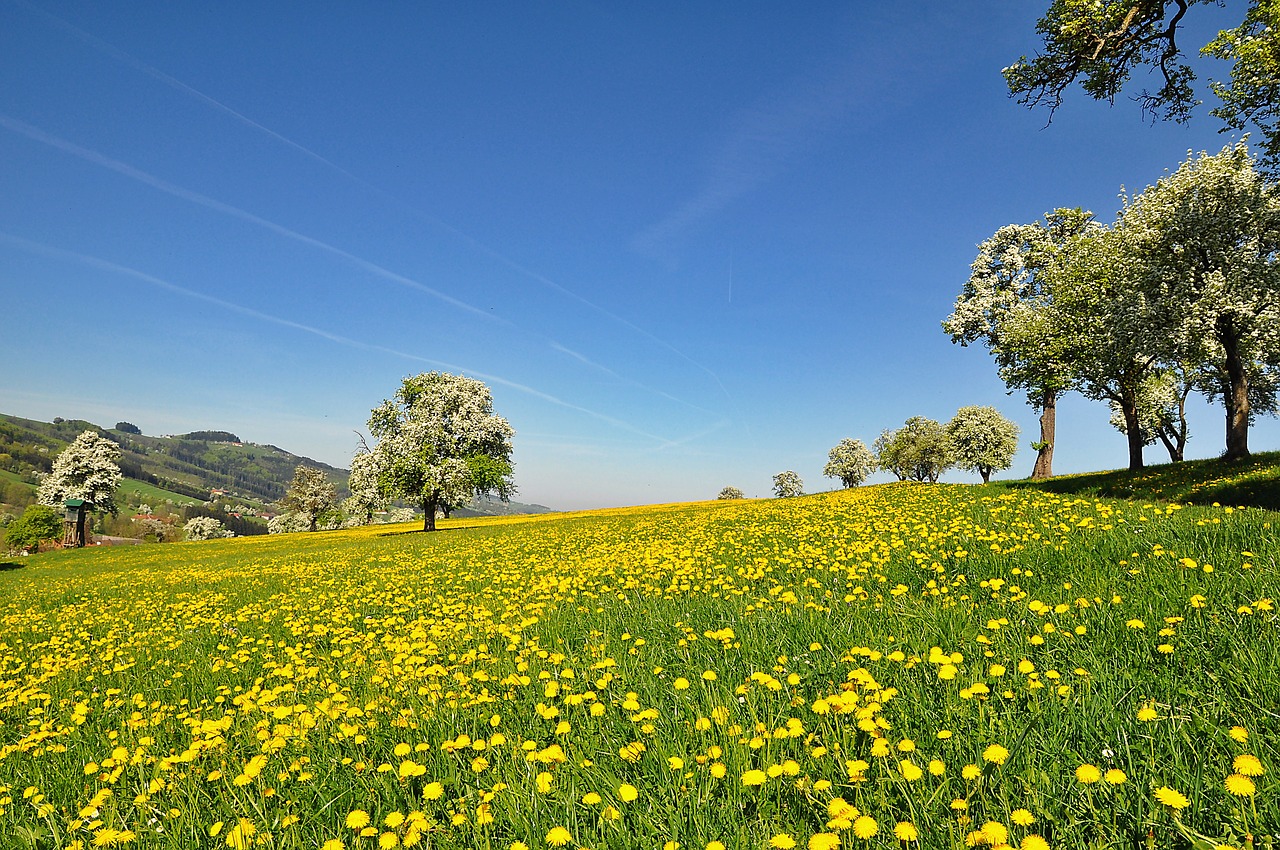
[377, 525, 482, 537]
[1000, 450, 1280, 510]
[0, 561, 25, 571]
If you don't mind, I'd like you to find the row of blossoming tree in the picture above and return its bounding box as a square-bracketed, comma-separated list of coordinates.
[944, 143, 1280, 476]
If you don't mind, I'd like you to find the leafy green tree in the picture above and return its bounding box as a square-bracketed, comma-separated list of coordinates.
[281, 466, 337, 533]
[1117, 143, 1280, 460]
[1007, 1, 1280, 170]
[114, 422, 142, 435]
[717, 486, 745, 500]
[823, 438, 877, 488]
[1036, 224, 1164, 470]
[943, 209, 1096, 478]
[771, 471, 803, 498]
[4, 503, 62, 553]
[945, 407, 1020, 484]
[365, 372, 515, 532]
[37, 430, 122, 514]
[875, 417, 955, 483]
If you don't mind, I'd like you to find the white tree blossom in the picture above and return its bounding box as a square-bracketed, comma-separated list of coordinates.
[267, 512, 311, 535]
[183, 516, 233, 541]
[717, 486, 745, 500]
[281, 466, 337, 533]
[772, 471, 803, 498]
[38, 430, 123, 514]
[343, 450, 385, 525]
[944, 210, 1097, 478]
[1107, 368, 1193, 462]
[366, 372, 515, 532]
[945, 406, 1020, 484]
[823, 438, 877, 488]
[1119, 142, 1280, 459]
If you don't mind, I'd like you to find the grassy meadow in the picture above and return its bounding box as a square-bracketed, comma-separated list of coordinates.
[0, 484, 1276, 850]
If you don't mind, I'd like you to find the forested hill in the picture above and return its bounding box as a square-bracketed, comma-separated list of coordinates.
[0, 413, 347, 504]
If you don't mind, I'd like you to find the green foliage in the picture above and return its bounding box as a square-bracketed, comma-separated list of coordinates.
[1008, 1, 1280, 170]
[875, 416, 954, 483]
[4, 503, 62, 552]
[113, 422, 142, 435]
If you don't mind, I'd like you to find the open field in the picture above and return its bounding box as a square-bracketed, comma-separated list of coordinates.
[0, 485, 1275, 849]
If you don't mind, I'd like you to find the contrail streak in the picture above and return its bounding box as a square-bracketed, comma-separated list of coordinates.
[0, 231, 669, 444]
[9, 1, 733, 403]
[0, 113, 503, 326]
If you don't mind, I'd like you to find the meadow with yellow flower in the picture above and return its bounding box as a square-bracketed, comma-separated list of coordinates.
[0, 483, 1275, 848]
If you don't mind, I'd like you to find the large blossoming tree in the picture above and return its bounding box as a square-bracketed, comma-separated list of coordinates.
[37, 429, 122, 514]
[943, 209, 1095, 478]
[362, 372, 515, 531]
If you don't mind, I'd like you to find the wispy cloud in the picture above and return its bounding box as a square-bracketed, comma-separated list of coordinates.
[632, 57, 872, 255]
[0, 232, 670, 444]
[12, 5, 733, 409]
[0, 113, 504, 325]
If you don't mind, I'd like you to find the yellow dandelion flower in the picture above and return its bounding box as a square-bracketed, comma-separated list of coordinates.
[582, 792, 602, 805]
[742, 769, 768, 786]
[808, 834, 840, 850]
[1021, 836, 1050, 850]
[1225, 774, 1256, 796]
[511, 843, 530, 850]
[1137, 705, 1158, 722]
[422, 782, 444, 801]
[852, 816, 877, 839]
[899, 759, 923, 781]
[378, 833, 400, 850]
[536, 772, 553, 794]
[1075, 764, 1101, 784]
[321, 842, 345, 850]
[1154, 786, 1190, 810]
[1104, 769, 1126, 785]
[618, 783, 639, 802]
[1229, 726, 1248, 744]
[346, 810, 370, 830]
[1010, 809, 1035, 826]
[674, 678, 690, 690]
[707, 843, 726, 850]
[770, 835, 797, 849]
[545, 826, 572, 847]
[893, 822, 918, 842]
[1233, 754, 1264, 776]
[928, 759, 946, 776]
[962, 764, 982, 781]
[982, 744, 1009, 765]
[981, 821, 1008, 845]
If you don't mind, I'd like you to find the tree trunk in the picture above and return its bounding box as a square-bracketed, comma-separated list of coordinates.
[1120, 392, 1145, 471]
[1031, 389, 1056, 480]
[1220, 319, 1251, 460]
[980, 467, 991, 484]
[422, 495, 438, 532]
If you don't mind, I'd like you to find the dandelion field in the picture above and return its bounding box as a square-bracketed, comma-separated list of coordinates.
[0, 485, 1276, 850]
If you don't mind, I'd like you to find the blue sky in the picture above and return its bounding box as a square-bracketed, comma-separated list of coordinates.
[2, 1, 1276, 509]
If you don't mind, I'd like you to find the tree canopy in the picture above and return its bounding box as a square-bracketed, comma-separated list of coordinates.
[771, 471, 803, 498]
[823, 438, 877, 488]
[945, 407, 1020, 484]
[37, 430, 122, 515]
[875, 417, 954, 484]
[280, 466, 338, 533]
[364, 372, 515, 532]
[1007, 1, 1280, 170]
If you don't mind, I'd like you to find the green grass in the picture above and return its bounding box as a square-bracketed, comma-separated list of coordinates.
[0, 485, 1276, 849]
[113, 478, 205, 509]
[997, 450, 1280, 510]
